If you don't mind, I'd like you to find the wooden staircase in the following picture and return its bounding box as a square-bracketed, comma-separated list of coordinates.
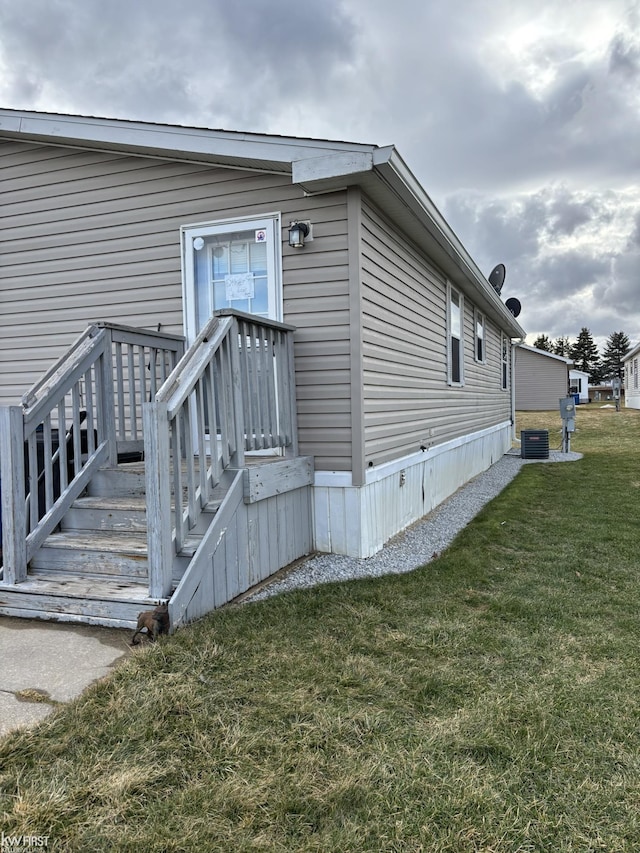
[0, 312, 313, 632]
[0, 461, 219, 629]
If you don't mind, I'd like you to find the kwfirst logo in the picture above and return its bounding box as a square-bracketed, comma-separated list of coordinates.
[1, 835, 49, 849]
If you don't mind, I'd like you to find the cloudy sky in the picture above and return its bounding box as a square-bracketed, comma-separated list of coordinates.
[1, 0, 638, 350]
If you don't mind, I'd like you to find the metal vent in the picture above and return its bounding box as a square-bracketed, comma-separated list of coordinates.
[521, 429, 549, 459]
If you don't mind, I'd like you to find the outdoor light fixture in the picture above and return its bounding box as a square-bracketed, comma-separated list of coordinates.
[288, 221, 310, 248]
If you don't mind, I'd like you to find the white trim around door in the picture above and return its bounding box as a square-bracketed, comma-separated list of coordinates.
[181, 213, 283, 343]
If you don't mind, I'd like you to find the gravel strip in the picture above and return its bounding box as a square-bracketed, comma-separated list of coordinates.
[247, 448, 583, 601]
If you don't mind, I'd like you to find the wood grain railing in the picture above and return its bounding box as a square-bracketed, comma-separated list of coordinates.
[0, 323, 184, 583]
[144, 309, 298, 599]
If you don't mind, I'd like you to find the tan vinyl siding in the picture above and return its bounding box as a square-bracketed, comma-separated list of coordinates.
[0, 140, 352, 471]
[514, 347, 569, 410]
[283, 196, 351, 471]
[360, 197, 511, 467]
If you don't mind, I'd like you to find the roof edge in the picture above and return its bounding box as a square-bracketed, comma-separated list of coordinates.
[517, 343, 573, 363]
[0, 108, 379, 168]
[373, 148, 526, 337]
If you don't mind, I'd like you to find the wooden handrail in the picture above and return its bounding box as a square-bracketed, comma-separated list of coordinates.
[155, 315, 224, 406]
[1, 321, 186, 585]
[22, 329, 107, 431]
[21, 325, 99, 408]
[1, 309, 297, 599]
[95, 321, 185, 344]
[214, 308, 296, 332]
[21, 322, 184, 411]
[144, 309, 299, 598]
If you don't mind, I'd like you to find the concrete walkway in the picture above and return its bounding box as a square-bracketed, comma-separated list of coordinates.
[0, 617, 132, 738]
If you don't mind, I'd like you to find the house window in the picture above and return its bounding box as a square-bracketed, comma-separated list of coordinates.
[447, 283, 464, 385]
[634, 359, 638, 390]
[501, 334, 509, 390]
[475, 310, 485, 363]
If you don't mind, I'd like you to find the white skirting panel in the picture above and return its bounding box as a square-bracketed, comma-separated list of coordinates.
[625, 392, 640, 409]
[313, 422, 511, 558]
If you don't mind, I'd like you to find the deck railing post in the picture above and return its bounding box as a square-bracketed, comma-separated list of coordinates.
[228, 317, 245, 467]
[99, 327, 118, 467]
[284, 330, 299, 456]
[0, 406, 28, 583]
[143, 400, 173, 599]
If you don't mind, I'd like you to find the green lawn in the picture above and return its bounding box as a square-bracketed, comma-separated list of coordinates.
[1, 406, 640, 852]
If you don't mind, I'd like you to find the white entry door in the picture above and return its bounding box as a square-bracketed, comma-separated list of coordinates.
[181, 215, 283, 456]
[182, 215, 282, 342]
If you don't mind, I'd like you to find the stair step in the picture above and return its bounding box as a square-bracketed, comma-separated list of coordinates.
[62, 496, 222, 535]
[87, 459, 210, 499]
[31, 528, 203, 582]
[178, 534, 203, 559]
[62, 496, 148, 533]
[31, 531, 149, 579]
[16, 458, 227, 625]
[88, 464, 147, 497]
[0, 574, 155, 629]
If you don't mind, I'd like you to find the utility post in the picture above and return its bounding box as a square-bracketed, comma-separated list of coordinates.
[612, 377, 621, 412]
[559, 397, 576, 453]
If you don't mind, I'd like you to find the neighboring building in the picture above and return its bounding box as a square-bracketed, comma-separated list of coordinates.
[589, 384, 625, 403]
[514, 344, 571, 410]
[569, 369, 589, 403]
[623, 343, 640, 408]
[0, 109, 524, 627]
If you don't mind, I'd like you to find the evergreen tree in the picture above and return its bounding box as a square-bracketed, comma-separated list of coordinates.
[600, 331, 630, 380]
[569, 327, 602, 382]
[553, 336, 571, 357]
[533, 334, 552, 352]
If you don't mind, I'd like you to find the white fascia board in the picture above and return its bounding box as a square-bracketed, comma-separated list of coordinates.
[622, 342, 640, 362]
[292, 151, 374, 189]
[0, 109, 376, 171]
[0, 114, 22, 133]
[517, 343, 572, 363]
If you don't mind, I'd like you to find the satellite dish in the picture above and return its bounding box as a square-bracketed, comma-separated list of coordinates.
[488, 264, 506, 295]
[505, 297, 521, 318]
